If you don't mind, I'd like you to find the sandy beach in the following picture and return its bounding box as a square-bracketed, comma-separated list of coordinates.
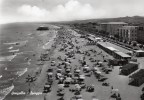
[0, 23, 143, 100]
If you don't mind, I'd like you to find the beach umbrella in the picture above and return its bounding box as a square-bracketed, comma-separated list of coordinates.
[65, 77, 72, 82]
[57, 73, 62, 78]
[94, 67, 98, 71]
[68, 73, 72, 75]
[79, 75, 85, 79]
[75, 84, 81, 89]
[76, 69, 81, 73]
[92, 99, 99, 100]
[57, 73, 62, 76]
[58, 84, 64, 89]
[84, 66, 90, 69]
[92, 96, 99, 100]
[48, 72, 53, 75]
[65, 62, 70, 65]
[58, 68, 62, 71]
[112, 88, 119, 93]
[75, 94, 82, 98]
[96, 71, 101, 74]
[59, 77, 64, 80]
[44, 84, 50, 88]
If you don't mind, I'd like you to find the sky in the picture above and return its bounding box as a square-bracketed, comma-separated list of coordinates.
[0, 0, 144, 24]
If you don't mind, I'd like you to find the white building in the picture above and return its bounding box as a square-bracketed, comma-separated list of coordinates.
[100, 22, 128, 36]
[117, 26, 138, 42]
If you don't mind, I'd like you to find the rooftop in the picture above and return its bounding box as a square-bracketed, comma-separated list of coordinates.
[98, 42, 129, 53]
[115, 51, 131, 58]
[119, 26, 139, 29]
[120, 63, 138, 70]
[100, 22, 128, 25]
[106, 47, 119, 52]
[134, 50, 144, 53]
[130, 69, 144, 79]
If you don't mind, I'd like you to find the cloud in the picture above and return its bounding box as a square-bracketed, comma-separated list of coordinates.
[17, 0, 106, 22]
[18, 5, 49, 17]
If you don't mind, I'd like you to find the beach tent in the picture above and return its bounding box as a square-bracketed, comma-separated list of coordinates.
[79, 75, 85, 79]
[75, 84, 81, 90]
[96, 71, 102, 74]
[58, 84, 64, 89]
[93, 67, 98, 71]
[75, 69, 81, 73]
[92, 98, 99, 100]
[65, 77, 72, 82]
[75, 94, 82, 98]
[47, 72, 53, 75]
[112, 88, 119, 92]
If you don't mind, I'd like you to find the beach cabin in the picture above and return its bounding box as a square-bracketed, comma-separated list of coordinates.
[129, 69, 144, 86]
[105, 47, 119, 56]
[87, 36, 97, 45]
[114, 51, 131, 60]
[37, 26, 49, 31]
[119, 63, 138, 75]
[134, 50, 144, 57]
[97, 42, 108, 51]
[97, 42, 119, 56]
[95, 37, 102, 42]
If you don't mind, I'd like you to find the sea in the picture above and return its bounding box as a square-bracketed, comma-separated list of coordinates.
[0, 22, 57, 100]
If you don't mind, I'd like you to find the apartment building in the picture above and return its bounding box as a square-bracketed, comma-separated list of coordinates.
[117, 26, 138, 42]
[100, 22, 128, 37]
[137, 26, 144, 44]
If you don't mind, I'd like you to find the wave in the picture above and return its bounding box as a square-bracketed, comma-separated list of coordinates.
[42, 33, 57, 49]
[9, 49, 19, 53]
[8, 46, 13, 50]
[0, 55, 17, 62]
[4, 67, 7, 70]
[15, 52, 23, 55]
[0, 75, 2, 79]
[16, 68, 28, 77]
[3, 40, 28, 46]
[3, 42, 18, 45]
[0, 84, 14, 100]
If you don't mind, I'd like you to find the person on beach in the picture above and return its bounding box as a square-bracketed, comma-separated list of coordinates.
[111, 86, 113, 93]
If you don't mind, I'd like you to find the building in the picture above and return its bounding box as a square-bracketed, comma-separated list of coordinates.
[129, 69, 144, 86]
[120, 63, 138, 75]
[117, 26, 138, 42]
[99, 22, 128, 36]
[37, 26, 49, 31]
[134, 50, 144, 57]
[113, 51, 131, 60]
[137, 26, 144, 44]
[97, 42, 131, 60]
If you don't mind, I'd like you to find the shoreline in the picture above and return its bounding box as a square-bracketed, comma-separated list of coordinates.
[3, 28, 60, 100]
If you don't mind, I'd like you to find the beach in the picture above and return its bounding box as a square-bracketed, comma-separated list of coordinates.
[0, 23, 143, 100]
[0, 23, 60, 100]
